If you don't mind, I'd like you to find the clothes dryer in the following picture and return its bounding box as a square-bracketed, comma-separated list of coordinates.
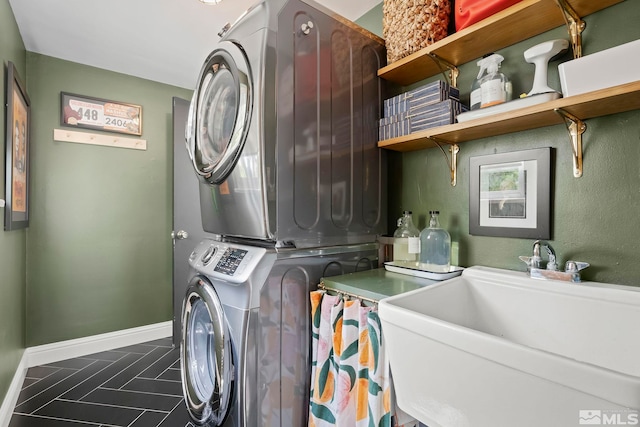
[185, 0, 387, 248]
[181, 239, 377, 426]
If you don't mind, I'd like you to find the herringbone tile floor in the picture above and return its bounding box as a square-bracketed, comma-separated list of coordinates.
[10, 338, 193, 427]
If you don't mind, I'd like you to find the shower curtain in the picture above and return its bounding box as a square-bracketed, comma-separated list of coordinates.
[308, 290, 392, 427]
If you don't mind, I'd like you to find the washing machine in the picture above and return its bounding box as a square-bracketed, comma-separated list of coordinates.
[185, 0, 388, 248]
[181, 239, 377, 426]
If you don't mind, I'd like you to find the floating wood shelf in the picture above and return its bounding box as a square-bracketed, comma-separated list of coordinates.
[378, 81, 640, 152]
[378, 0, 624, 86]
[377, 0, 634, 183]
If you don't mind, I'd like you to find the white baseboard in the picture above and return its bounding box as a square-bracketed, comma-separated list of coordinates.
[26, 321, 173, 368]
[0, 352, 27, 427]
[0, 321, 172, 427]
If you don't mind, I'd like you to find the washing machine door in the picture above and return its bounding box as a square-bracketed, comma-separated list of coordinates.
[186, 42, 252, 185]
[181, 276, 233, 426]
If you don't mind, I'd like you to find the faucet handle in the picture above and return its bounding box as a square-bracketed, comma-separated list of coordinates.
[520, 254, 542, 268]
[564, 260, 590, 283]
[565, 261, 589, 272]
[519, 255, 533, 269]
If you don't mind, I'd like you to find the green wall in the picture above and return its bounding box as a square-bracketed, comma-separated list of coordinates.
[361, 1, 640, 286]
[1, 0, 192, 404]
[357, 2, 383, 38]
[25, 54, 192, 346]
[0, 0, 27, 406]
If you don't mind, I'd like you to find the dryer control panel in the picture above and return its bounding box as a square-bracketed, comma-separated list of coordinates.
[188, 239, 268, 284]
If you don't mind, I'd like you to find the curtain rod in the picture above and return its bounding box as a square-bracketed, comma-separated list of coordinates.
[317, 282, 379, 305]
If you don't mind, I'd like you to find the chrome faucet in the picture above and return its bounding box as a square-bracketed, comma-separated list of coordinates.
[519, 240, 589, 283]
[530, 240, 558, 270]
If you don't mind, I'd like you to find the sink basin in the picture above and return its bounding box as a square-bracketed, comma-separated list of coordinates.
[379, 266, 640, 427]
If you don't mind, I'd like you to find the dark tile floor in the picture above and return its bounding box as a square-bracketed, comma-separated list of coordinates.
[10, 337, 194, 427]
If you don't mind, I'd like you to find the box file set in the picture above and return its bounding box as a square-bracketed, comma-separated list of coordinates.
[379, 80, 467, 140]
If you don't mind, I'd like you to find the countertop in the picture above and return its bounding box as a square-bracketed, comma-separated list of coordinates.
[320, 268, 441, 303]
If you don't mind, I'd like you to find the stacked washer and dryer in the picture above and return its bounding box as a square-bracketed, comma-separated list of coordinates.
[180, 0, 387, 425]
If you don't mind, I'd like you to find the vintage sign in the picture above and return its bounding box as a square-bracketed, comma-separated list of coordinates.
[61, 92, 142, 136]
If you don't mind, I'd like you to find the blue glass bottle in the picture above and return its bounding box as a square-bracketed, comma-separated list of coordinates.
[419, 210, 451, 272]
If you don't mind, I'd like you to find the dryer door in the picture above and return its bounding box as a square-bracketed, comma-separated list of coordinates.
[186, 42, 252, 185]
[181, 276, 233, 426]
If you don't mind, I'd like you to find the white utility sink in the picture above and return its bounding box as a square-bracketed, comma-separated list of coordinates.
[379, 266, 640, 427]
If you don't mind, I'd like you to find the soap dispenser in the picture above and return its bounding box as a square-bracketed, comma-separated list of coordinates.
[479, 53, 511, 108]
[470, 53, 492, 110]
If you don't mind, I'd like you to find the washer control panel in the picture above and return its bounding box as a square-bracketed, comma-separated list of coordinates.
[189, 239, 267, 284]
[201, 246, 217, 265]
[214, 248, 248, 275]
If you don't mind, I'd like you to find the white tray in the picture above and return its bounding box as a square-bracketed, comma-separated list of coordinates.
[384, 261, 464, 281]
[456, 92, 560, 123]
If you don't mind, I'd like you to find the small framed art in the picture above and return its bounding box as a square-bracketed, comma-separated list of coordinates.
[469, 148, 552, 239]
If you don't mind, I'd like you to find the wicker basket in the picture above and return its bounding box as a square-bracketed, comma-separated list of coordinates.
[383, 0, 451, 64]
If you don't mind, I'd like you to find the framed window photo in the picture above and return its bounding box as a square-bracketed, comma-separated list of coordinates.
[469, 148, 552, 239]
[4, 61, 30, 231]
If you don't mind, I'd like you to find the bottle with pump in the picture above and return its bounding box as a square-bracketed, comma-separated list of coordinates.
[419, 210, 451, 272]
[393, 211, 420, 262]
[479, 53, 512, 108]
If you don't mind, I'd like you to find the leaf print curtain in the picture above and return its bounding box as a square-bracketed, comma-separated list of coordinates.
[309, 290, 392, 427]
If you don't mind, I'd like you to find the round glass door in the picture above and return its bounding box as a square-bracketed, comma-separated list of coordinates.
[186, 43, 252, 185]
[181, 277, 233, 426]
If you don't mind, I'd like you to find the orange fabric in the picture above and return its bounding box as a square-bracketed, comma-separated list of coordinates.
[358, 329, 371, 368]
[318, 370, 335, 403]
[455, 0, 522, 31]
[356, 377, 369, 421]
[333, 317, 343, 356]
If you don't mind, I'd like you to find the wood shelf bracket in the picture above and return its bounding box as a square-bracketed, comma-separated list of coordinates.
[431, 138, 460, 186]
[427, 53, 459, 88]
[555, 0, 586, 58]
[555, 108, 586, 178]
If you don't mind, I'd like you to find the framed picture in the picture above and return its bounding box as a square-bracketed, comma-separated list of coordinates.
[469, 148, 552, 239]
[4, 61, 30, 231]
[60, 92, 142, 136]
